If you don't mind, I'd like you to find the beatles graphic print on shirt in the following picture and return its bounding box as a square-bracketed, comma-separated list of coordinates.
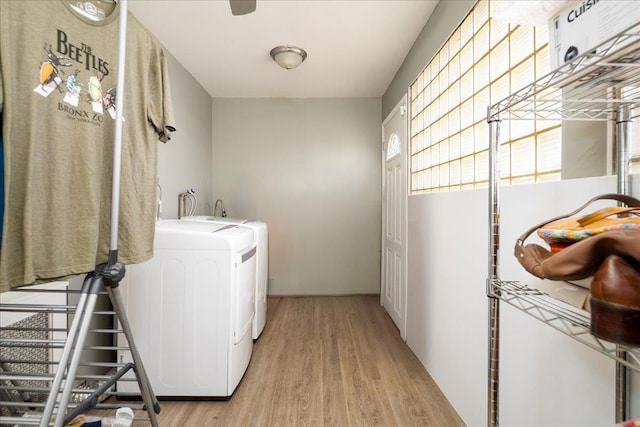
[35, 29, 121, 121]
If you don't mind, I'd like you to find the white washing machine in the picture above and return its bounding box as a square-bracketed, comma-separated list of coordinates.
[184, 215, 268, 340]
[117, 219, 256, 397]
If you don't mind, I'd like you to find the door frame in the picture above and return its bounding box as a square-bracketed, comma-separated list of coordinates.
[380, 95, 408, 340]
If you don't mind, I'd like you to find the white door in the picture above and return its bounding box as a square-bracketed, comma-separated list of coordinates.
[381, 96, 407, 340]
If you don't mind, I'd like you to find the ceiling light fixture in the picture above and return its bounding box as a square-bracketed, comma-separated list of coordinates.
[270, 45, 307, 70]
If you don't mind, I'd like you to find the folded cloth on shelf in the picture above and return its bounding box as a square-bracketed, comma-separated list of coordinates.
[538, 205, 640, 253]
[534, 280, 591, 311]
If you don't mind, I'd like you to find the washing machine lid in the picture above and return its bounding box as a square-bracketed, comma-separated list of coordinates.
[154, 220, 254, 250]
[183, 215, 248, 224]
[156, 219, 229, 233]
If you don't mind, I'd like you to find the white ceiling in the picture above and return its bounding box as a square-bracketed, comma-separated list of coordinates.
[127, 0, 438, 98]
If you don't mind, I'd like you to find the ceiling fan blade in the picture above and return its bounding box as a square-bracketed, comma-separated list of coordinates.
[229, 0, 256, 15]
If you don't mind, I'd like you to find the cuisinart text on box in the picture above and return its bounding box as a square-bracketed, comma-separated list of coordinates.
[550, 0, 640, 69]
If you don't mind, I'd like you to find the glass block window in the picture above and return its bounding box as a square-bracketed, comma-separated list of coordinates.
[409, 0, 562, 194]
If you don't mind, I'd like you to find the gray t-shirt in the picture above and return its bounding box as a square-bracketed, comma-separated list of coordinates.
[0, 0, 176, 291]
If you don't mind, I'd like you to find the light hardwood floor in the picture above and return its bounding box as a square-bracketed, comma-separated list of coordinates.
[123, 295, 464, 426]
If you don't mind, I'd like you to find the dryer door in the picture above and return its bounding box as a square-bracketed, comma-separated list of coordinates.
[234, 244, 256, 344]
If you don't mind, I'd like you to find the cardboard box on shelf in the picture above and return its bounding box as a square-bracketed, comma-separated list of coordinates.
[549, 0, 640, 69]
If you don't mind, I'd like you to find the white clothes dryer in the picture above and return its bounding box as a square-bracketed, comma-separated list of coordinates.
[184, 215, 268, 340]
[117, 219, 256, 398]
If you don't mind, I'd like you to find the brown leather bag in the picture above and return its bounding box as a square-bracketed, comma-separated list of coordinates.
[514, 193, 640, 281]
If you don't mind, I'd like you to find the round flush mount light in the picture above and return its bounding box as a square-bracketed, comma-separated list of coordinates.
[270, 45, 308, 70]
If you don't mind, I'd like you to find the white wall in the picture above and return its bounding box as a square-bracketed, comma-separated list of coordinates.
[157, 51, 213, 219]
[211, 98, 381, 296]
[407, 175, 640, 426]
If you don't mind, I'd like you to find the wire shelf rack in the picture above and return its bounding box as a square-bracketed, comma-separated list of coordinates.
[488, 22, 640, 122]
[489, 279, 640, 372]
